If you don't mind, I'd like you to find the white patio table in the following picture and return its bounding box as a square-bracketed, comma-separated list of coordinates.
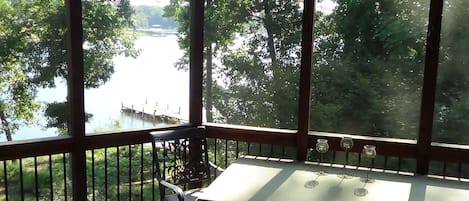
[197, 156, 469, 201]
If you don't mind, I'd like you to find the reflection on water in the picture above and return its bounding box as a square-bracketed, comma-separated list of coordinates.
[10, 35, 186, 141]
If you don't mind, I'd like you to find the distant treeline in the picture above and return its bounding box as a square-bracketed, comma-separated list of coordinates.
[133, 5, 178, 29]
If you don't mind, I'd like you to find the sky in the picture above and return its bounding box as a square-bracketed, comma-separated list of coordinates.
[318, 0, 337, 15]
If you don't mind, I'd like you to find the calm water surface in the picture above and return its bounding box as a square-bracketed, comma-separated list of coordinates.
[10, 35, 187, 141]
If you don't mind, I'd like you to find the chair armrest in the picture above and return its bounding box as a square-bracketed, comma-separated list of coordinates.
[160, 180, 185, 201]
[208, 161, 225, 174]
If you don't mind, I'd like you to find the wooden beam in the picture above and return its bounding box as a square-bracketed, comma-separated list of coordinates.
[205, 123, 296, 146]
[65, 0, 86, 199]
[430, 143, 469, 164]
[189, 0, 204, 125]
[296, 0, 315, 161]
[3, 124, 469, 167]
[84, 124, 192, 150]
[0, 136, 73, 161]
[416, 0, 443, 175]
[188, 0, 205, 188]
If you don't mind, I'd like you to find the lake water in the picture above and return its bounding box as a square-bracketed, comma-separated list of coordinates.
[9, 34, 188, 141]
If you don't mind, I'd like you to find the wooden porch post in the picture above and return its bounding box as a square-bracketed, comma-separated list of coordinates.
[296, 0, 315, 161]
[189, 0, 204, 126]
[189, 0, 205, 189]
[65, 0, 87, 199]
[416, 0, 443, 175]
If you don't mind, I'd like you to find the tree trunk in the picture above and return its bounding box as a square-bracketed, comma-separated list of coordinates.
[0, 109, 13, 141]
[263, 0, 278, 66]
[205, 0, 214, 123]
[206, 45, 214, 122]
[263, 0, 282, 126]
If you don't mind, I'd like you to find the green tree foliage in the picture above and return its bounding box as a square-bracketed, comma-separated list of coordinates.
[214, 0, 302, 129]
[311, 0, 429, 138]
[0, 0, 138, 141]
[134, 5, 178, 29]
[1, 0, 42, 141]
[165, 0, 302, 128]
[165, 0, 250, 122]
[311, 0, 468, 143]
[170, 0, 467, 143]
[433, 0, 469, 143]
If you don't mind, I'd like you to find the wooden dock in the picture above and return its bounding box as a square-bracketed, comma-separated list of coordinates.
[120, 102, 186, 123]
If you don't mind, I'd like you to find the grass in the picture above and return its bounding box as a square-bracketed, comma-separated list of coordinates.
[0, 145, 157, 201]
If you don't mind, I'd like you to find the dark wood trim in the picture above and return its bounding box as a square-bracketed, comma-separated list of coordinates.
[430, 143, 469, 164]
[65, 0, 86, 200]
[4, 124, 469, 166]
[189, 0, 205, 189]
[189, 0, 204, 125]
[84, 124, 193, 150]
[66, 0, 85, 136]
[416, 0, 444, 175]
[296, 0, 315, 161]
[204, 123, 297, 146]
[0, 125, 192, 160]
[0, 126, 419, 161]
[0, 136, 73, 161]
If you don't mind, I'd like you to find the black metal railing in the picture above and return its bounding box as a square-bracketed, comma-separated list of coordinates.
[2, 124, 469, 200]
[208, 138, 297, 170]
[1, 154, 71, 201]
[206, 138, 417, 176]
[85, 144, 155, 201]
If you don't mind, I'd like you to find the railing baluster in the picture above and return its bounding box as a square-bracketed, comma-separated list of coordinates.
[332, 151, 336, 166]
[3, 160, 8, 201]
[458, 162, 462, 181]
[270, 144, 274, 157]
[214, 139, 218, 166]
[63, 153, 67, 201]
[20, 158, 24, 201]
[140, 144, 144, 201]
[443, 161, 447, 178]
[91, 150, 95, 201]
[105, 148, 108, 200]
[247, 142, 251, 155]
[183, 139, 188, 167]
[224, 140, 228, 168]
[163, 140, 168, 197]
[117, 147, 120, 200]
[344, 151, 349, 168]
[358, 152, 362, 167]
[151, 142, 155, 201]
[397, 157, 402, 173]
[49, 155, 53, 201]
[172, 141, 176, 185]
[34, 157, 39, 201]
[282, 145, 286, 158]
[235, 141, 239, 159]
[129, 145, 132, 201]
[384, 155, 389, 171]
[258, 143, 262, 156]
